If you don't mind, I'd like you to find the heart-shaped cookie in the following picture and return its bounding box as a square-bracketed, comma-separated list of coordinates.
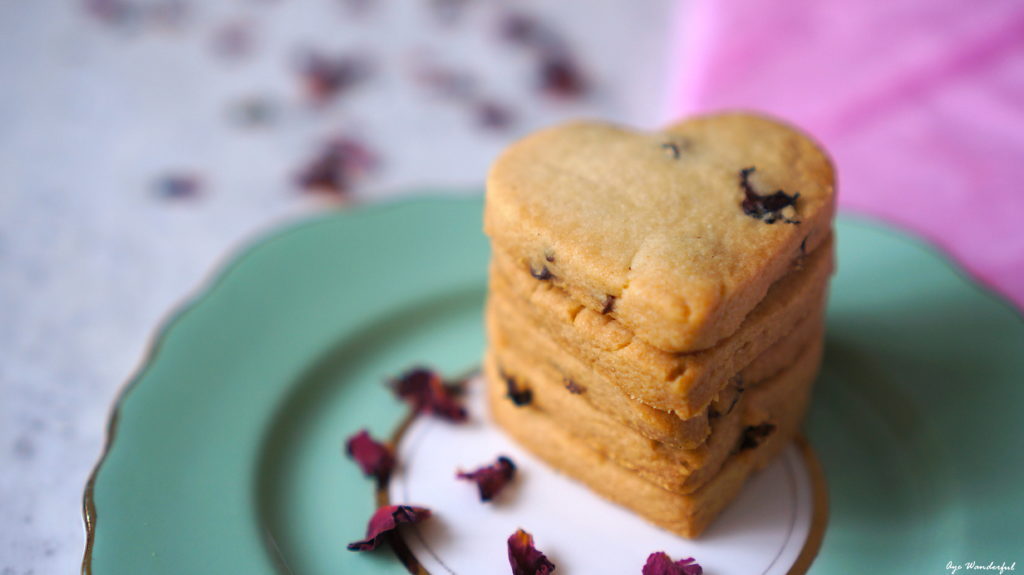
[484, 113, 835, 352]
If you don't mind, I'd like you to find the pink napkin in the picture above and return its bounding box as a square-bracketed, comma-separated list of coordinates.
[669, 0, 1024, 310]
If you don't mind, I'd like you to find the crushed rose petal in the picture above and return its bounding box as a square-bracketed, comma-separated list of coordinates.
[211, 19, 256, 61]
[642, 552, 703, 575]
[475, 99, 514, 130]
[347, 505, 431, 552]
[392, 367, 467, 422]
[345, 429, 394, 486]
[298, 51, 372, 104]
[296, 137, 378, 197]
[154, 173, 202, 199]
[508, 528, 555, 575]
[538, 52, 587, 99]
[457, 455, 516, 502]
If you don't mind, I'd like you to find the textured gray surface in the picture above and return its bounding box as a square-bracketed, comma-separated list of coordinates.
[0, 0, 682, 572]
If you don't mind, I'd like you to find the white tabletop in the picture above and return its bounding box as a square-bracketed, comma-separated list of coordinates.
[0, 1, 682, 571]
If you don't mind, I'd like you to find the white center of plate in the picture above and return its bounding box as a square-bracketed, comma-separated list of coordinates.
[390, 376, 816, 574]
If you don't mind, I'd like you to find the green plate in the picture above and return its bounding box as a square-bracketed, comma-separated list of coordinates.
[83, 197, 1024, 574]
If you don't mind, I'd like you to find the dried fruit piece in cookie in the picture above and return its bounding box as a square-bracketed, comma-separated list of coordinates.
[738, 423, 776, 451]
[485, 113, 835, 352]
[739, 167, 800, 224]
[501, 369, 533, 406]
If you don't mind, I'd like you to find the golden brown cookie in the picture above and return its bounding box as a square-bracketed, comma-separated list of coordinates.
[486, 335, 823, 494]
[484, 349, 818, 538]
[488, 235, 833, 418]
[484, 113, 836, 353]
[487, 292, 824, 448]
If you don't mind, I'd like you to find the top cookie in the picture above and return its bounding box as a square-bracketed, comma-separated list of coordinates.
[484, 113, 835, 352]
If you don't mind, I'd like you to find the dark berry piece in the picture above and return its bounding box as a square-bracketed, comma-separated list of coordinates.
[502, 371, 532, 406]
[564, 379, 585, 395]
[529, 264, 553, 280]
[739, 167, 800, 224]
[601, 295, 616, 315]
[739, 422, 776, 451]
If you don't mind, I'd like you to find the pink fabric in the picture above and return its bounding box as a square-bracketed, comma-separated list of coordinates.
[669, 0, 1024, 310]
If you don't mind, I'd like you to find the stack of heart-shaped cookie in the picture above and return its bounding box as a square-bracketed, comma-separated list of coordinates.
[482, 113, 836, 538]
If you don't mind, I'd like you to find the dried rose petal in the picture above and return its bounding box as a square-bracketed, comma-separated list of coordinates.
[497, 10, 563, 52]
[475, 100, 514, 130]
[347, 505, 431, 551]
[228, 96, 277, 128]
[430, 0, 469, 24]
[392, 367, 467, 422]
[212, 20, 255, 61]
[457, 456, 516, 502]
[154, 173, 202, 199]
[409, 59, 477, 101]
[345, 429, 394, 486]
[739, 167, 800, 224]
[83, 0, 137, 26]
[508, 528, 555, 575]
[296, 137, 378, 197]
[642, 552, 703, 575]
[538, 52, 587, 99]
[147, 0, 188, 29]
[298, 51, 372, 104]
[498, 12, 541, 45]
